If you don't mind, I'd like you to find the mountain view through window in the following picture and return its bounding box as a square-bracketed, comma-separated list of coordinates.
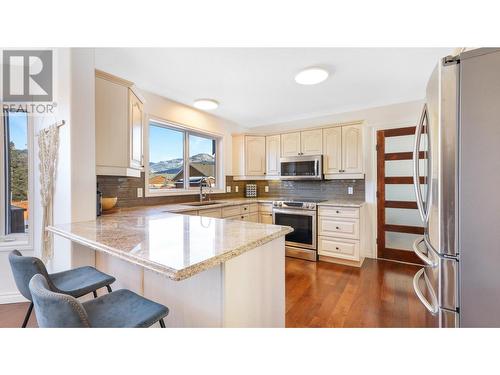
[149, 122, 217, 190]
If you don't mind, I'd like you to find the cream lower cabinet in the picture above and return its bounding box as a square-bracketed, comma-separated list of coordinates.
[192, 203, 268, 223]
[318, 205, 365, 267]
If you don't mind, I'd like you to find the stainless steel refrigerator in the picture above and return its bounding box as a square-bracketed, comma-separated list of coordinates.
[412, 48, 500, 327]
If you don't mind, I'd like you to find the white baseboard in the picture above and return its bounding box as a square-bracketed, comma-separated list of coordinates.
[0, 292, 28, 304]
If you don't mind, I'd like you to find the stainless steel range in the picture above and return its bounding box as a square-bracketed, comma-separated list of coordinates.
[272, 199, 326, 261]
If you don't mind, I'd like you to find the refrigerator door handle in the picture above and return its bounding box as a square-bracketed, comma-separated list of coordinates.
[413, 237, 438, 267]
[413, 268, 439, 315]
[413, 104, 429, 224]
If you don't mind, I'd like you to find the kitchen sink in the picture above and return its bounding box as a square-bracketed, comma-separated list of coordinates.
[183, 201, 224, 207]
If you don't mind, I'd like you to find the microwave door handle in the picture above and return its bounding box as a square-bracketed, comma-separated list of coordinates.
[413, 268, 439, 315]
[315, 159, 319, 176]
[413, 104, 427, 223]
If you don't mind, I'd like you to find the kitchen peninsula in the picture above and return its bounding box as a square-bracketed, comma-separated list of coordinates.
[47, 204, 292, 328]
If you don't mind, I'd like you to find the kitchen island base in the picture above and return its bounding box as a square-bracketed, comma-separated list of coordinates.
[94, 237, 285, 328]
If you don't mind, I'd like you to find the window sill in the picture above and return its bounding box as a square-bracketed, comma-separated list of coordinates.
[0, 236, 32, 252]
[145, 189, 226, 198]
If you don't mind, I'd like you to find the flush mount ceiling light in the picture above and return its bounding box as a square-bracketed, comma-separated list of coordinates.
[294, 67, 329, 85]
[193, 99, 219, 110]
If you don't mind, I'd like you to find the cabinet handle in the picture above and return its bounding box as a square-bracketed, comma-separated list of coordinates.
[336, 210, 340, 214]
[336, 226, 340, 230]
[336, 247, 340, 250]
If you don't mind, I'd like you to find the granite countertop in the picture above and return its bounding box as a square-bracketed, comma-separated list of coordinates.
[47, 211, 293, 281]
[111, 197, 365, 216]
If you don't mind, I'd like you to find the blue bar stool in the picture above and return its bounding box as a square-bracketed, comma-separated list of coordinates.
[29, 274, 169, 328]
[8, 250, 116, 327]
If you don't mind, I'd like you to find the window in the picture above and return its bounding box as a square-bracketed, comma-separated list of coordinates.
[1, 110, 30, 241]
[148, 121, 219, 193]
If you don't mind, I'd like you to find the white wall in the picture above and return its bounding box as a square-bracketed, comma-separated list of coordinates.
[249, 100, 425, 258]
[0, 48, 96, 304]
[142, 91, 244, 177]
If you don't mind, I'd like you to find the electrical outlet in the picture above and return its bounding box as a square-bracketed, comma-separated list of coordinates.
[348, 186, 353, 195]
[137, 187, 143, 198]
[235, 186, 239, 193]
[265, 186, 269, 193]
[226, 186, 231, 193]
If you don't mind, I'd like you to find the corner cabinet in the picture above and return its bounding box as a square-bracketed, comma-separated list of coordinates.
[95, 70, 145, 177]
[323, 124, 364, 179]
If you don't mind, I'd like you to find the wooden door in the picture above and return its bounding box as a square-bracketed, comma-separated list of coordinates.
[281, 132, 301, 157]
[300, 129, 323, 155]
[322, 126, 342, 174]
[245, 136, 266, 175]
[342, 124, 363, 173]
[266, 134, 281, 176]
[376, 126, 426, 264]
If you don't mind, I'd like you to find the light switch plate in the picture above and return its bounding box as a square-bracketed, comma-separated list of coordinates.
[137, 187, 143, 198]
[348, 186, 353, 195]
[235, 186, 239, 193]
[265, 186, 269, 193]
[226, 186, 231, 193]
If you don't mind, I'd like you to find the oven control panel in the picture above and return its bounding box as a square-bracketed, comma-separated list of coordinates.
[272, 201, 318, 210]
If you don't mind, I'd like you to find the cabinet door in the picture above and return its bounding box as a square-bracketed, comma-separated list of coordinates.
[301, 129, 323, 155]
[281, 132, 301, 157]
[322, 127, 342, 174]
[266, 135, 281, 176]
[341, 124, 363, 173]
[248, 213, 259, 223]
[129, 90, 144, 170]
[259, 212, 273, 224]
[245, 136, 266, 175]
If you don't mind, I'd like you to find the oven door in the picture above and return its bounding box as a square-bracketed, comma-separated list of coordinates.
[273, 208, 316, 250]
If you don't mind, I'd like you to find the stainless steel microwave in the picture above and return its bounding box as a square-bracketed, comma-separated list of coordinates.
[280, 155, 323, 180]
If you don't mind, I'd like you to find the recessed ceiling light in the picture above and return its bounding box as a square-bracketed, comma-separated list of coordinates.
[193, 99, 219, 110]
[295, 67, 329, 85]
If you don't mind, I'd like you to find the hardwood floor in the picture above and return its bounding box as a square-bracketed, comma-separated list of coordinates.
[0, 257, 437, 328]
[286, 257, 438, 327]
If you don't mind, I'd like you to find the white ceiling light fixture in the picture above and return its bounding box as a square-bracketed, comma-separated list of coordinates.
[294, 67, 329, 85]
[193, 98, 219, 110]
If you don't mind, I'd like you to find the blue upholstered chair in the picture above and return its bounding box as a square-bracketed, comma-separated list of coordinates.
[8, 250, 116, 327]
[29, 274, 169, 328]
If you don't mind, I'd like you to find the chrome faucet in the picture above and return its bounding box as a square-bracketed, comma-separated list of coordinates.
[199, 176, 216, 203]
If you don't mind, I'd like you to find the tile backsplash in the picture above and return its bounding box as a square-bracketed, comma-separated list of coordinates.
[97, 174, 365, 208]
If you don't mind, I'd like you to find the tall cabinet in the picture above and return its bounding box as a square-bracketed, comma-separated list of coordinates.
[95, 70, 145, 177]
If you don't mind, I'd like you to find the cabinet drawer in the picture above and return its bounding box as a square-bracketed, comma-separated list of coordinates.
[222, 205, 241, 218]
[258, 203, 273, 213]
[318, 217, 359, 239]
[249, 203, 258, 213]
[319, 206, 359, 219]
[226, 214, 249, 221]
[318, 237, 360, 261]
[199, 208, 222, 218]
[240, 204, 251, 214]
[248, 213, 259, 222]
[182, 210, 199, 216]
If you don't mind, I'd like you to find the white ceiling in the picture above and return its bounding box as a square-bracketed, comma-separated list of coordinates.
[95, 48, 453, 128]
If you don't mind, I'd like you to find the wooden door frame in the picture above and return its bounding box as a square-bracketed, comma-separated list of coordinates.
[376, 126, 424, 264]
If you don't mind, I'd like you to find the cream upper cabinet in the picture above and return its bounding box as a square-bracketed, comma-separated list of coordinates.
[323, 127, 342, 174]
[129, 90, 144, 170]
[266, 135, 281, 176]
[95, 70, 144, 177]
[245, 136, 266, 176]
[341, 124, 363, 174]
[301, 129, 323, 155]
[281, 132, 301, 157]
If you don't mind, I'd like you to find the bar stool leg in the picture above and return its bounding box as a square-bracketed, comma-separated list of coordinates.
[106, 285, 112, 293]
[93, 291, 98, 298]
[159, 318, 166, 328]
[22, 302, 34, 328]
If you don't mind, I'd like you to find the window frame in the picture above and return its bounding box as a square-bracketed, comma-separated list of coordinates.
[145, 117, 224, 197]
[0, 109, 34, 250]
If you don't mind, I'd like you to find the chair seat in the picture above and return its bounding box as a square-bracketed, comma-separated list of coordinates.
[82, 289, 169, 328]
[50, 266, 115, 298]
